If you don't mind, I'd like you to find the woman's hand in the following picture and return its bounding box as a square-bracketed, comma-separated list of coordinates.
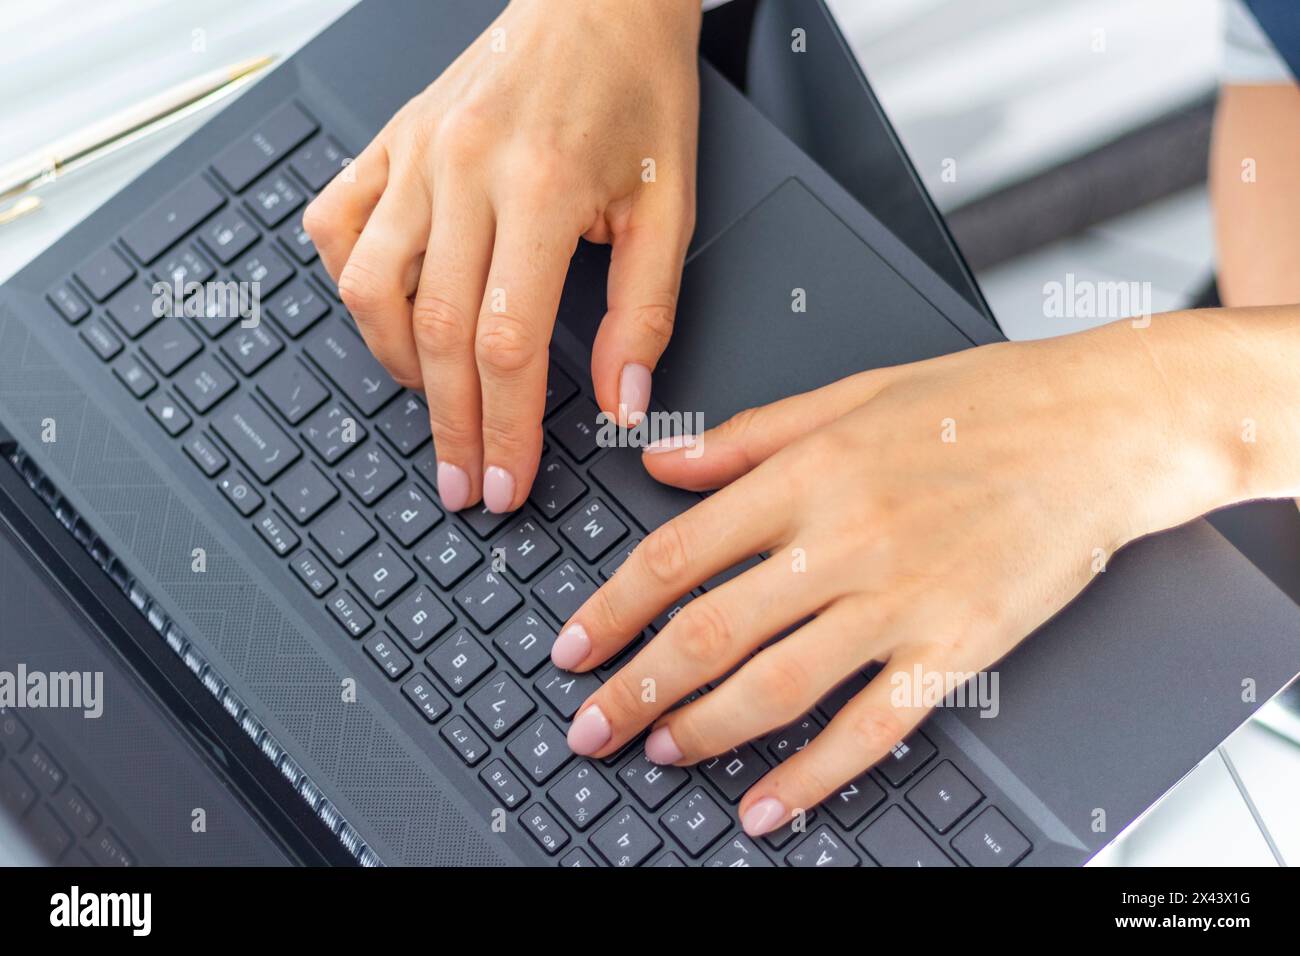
[303, 0, 700, 513]
[553, 312, 1299, 837]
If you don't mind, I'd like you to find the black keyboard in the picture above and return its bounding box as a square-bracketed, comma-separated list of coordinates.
[43, 99, 1032, 868]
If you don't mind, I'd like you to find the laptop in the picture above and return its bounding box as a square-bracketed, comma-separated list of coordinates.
[1, 0, 1297, 867]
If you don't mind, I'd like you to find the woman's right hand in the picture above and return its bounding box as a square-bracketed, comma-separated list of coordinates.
[303, 0, 702, 513]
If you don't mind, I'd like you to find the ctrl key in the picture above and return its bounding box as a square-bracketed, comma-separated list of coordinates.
[952, 807, 1032, 867]
[521, 803, 570, 856]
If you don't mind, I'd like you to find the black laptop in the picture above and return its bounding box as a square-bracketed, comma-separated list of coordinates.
[1, 0, 1297, 867]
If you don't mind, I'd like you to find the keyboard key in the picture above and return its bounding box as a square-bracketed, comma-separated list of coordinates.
[105, 281, 162, 338]
[28, 806, 73, 862]
[374, 393, 431, 456]
[79, 319, 123, 360]
[140, 317, 203, 377]
[146, 392, 192, 436]
[211, 100, 318, 192]
[363, 631, 412, 680]
[232, 243, 294, 295]
[544, 362, 578, 417]
[222, 322, 284, 376]
[254, 509, 299, 556]
[53, 786, 101, 839]
[74, 246, 134, 301]
[492, 516, 559, 581]
[121, 174, 225, 264]
[521, 803, 570, 856]
[825, 772, 886, 830]
[426, 628, 494, 695]
[289, 548, 336, 597]
[48, 283, 89, 323]
[339, 444, 404, 505]
[906, 761, 982, 834]
[455, 570, 522, 632]
[267, 277, 328, 337]
[414, 524, 481, 588]
[258, 358, 330, 428]
[786, 826, 861, 868]
[529, 455, 586, 520]
[200, 207, 259, 264]
[22, 746, 66, 794]
[461, 502, 512, 539]
[290, 134, 350, 190]
[174, 353, 237, 413]
[327, 589, 373, 638]
[549, 761, 618, 830]
[310, 500, 376, 565]
[591, 806, 661, 867]
[440, 716, 488, 766]
[386, 584, 454, 651]
[211, 393, 301, 482]
[661, 786, 730, 858]
[304, 320, 402, 415]
[246, 171, 304, 228]
[401, 672, 449, 723]
[876, 732, 936, 787]
[816, 670, 871, 721]
[84, 828, 136, 868]
[301, 402, 365, 464]
[531, 560, 595, 625]
[347, 544, 415, 608]
[617, 753, 689, 811]
[183, 431, 228, 476]
[112, 354, 157, 398]
[534, 664, 602, 720]
[493, 610, 557, 676]
[376, 481, 441, 546]
[590, 445, 696, 535]
[0, 764, 36, 816]
[480, 759, 530, 810]
[155, 244, 214, 286]
[217, 470, 263, 516]
[468, 673, 536, 740]
[560, 848, 597, 867]
[856, 805, 954, 867]
[507, 715, 573, 784]
[599, 538, 639, 580]
[764, 714, 821, 764]
[651, 851, 685, 867]
[272, 460, 338, 523]
[0, 708, 32, 751]
[951, 807, 1031, 867]
[705, 834, 773, 867]
[549, 396, 602, 462]
[700, 745, 768, 804]
[279, 216, 318, 264]
[560, 498, 627, 562]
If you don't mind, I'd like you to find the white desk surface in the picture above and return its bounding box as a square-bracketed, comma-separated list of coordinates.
[1, 0, 1295, 868]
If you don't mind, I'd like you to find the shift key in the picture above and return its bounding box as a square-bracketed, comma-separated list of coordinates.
[304, 320, 401, 415]
[212, 394, 300, 482]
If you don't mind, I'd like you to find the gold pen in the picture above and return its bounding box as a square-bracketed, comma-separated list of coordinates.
[0, 55, 277, 223]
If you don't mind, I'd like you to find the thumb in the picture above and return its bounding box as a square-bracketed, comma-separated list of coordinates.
[643, 369, 891, 492]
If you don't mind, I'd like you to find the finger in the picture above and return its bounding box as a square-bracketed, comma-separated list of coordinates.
[475, 206, 579, 512]
[642, 369, 891, 492]
[590, 186, 694, 425]
[642, 600, 882, 767]
[550, 470, 792, 672]
[336, 174, 431, 388]
[736, 648, 936, 837]
[302, 138, 391, 282]
[412, 181, 495, 511]
[565, 555, 825, 760]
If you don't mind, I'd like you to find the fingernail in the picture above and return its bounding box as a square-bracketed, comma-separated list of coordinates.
[741, 797, 787, 837]
[436, 462, 470, 512]
[619, 363, 652, 426]
[482, 465, 515, 513]
[550, 624, 591, 670]
[567, 705, 611, 755]
[644, 434, 698, 455]
[644, 726, 683, 765]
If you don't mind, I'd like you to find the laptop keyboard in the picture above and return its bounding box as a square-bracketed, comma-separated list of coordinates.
[42, 98, 1032, 867]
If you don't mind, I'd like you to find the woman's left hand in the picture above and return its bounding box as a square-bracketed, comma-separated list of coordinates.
[551, 315, 1252, 837]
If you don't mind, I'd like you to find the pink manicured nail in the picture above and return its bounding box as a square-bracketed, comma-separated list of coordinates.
[619, 363, 652, 425]
[436, 462, 470, 512]
[550, 624, 591, 670]
[644, 726, 683, 765]
[644, 434, 698, 454]
[741, 797, 787, 836]
[567, 705, 611, 755]
[482, 465, 515, 513]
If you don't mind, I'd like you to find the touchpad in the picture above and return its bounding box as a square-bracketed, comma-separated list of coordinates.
[655, 178, 974, 421]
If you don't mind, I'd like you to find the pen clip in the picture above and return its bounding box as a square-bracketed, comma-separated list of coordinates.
[0, 195, 42, 227]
